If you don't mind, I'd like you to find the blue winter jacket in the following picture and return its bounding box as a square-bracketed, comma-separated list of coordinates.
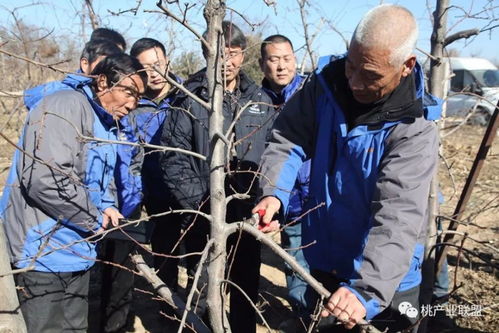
[1, 78, 119, 272]
[115, 74, 182, 216]
[262, 74, 310, 221]
[259, 56, 440, 319]
[23, 74, 143, 219]
[23, 72, 93, 111]
[115, 97, 170, 216]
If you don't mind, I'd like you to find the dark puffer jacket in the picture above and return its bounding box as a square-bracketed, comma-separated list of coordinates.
[160, 68, 275, 215]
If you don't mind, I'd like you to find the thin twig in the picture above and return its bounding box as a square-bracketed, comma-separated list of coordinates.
[153, 1, 211, 54]
[0, 48, 71, 74]
[164, 73, 212, 110]
[435, 230, 498, 254]
[45, 111, 207, 161]
[131, 254, 211, 333]
[178, 239, 214, 333]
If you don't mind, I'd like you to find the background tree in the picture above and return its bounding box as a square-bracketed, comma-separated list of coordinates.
[172, 50, 203, 79]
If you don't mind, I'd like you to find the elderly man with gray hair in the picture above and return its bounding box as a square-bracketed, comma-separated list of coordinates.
[253, 4, 440, 332]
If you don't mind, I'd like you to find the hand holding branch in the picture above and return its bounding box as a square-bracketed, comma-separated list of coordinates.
[96, 207, 124, 233]
[321, 287, 367, 330]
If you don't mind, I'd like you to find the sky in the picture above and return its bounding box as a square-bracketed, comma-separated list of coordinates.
[0, 0, 497, 66]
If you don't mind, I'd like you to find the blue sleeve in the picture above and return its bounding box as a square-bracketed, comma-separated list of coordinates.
[259, 76, 319, 211]
[285, 159, 311, 220]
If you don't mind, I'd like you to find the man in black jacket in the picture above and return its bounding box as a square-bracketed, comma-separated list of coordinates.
[159, 21, 275, 333]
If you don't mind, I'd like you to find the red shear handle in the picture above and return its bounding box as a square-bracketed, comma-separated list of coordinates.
[257, 209, 267, 230]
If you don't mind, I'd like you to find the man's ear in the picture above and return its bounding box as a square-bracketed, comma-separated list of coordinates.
[96, 74, 109, 92]
[402, 55, 416, 77]
[80, 58, 89, 74]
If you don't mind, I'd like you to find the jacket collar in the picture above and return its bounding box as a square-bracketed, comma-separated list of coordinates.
[61, 72, 93, 90]
[84, 87, 118, 128]
[184, 68, 257, 101]
[262, 74, 304, 106]
[322, 56, 424, 129]
[140, 72, 182, 108]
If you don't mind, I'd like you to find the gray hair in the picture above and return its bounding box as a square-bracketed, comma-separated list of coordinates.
[352, 4, 418, 66]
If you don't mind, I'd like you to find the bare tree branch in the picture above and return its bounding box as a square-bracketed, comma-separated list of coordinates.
[221, 279, 272, 331]
[45, 111, 208, 161]
[164, 73, 212, 110]
[153, 1, 211, 55]
[225, 219, 384, 333]
[84, 0, 100, 30]
[177, 239, 214, 333]
[297, 0, 317, 71]
[444, 28, 480, 46]
[0, 90, 23, 97]
[108, 0, 144, 16]
[0, 48, 71, 74]
[131, 254, 211, 333]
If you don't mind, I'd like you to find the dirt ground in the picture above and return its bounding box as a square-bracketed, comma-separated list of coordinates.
[435, 121, 498, 333]
[0, 110, 497, 332]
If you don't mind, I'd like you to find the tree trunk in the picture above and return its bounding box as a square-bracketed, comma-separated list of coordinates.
[419, 1, 449, 332]
[203, 1, 231, 332]
[429, 0, 449, 98]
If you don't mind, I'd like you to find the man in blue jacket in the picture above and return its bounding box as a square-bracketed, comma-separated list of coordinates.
[99, 37, 182, 332]
[129, 37, 183, 292]
[259, 34, 311, 320]
[254, 5, 438, 332]
[0, 54, 146, 333]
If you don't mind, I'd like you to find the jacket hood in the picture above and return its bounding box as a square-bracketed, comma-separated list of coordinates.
[61, 73, 93, 90]
[24, 72, 93, 111]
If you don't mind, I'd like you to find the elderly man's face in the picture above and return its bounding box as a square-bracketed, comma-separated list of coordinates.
[97, 74, 145, 120]
[345, 41, 407, 104]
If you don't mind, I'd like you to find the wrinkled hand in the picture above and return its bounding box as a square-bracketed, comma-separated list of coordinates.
[252, 197, 281, 232]
[321, 287, 366, 329]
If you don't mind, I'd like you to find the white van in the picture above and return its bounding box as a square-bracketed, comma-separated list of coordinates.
[446, 57, 499, 125]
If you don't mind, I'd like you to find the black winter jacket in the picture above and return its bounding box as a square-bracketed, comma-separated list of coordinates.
[160, 69, 275, 215]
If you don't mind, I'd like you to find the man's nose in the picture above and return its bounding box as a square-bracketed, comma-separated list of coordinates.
[277, 58, 285, 69]
[349, 73, 364, 91]
[126, 99, 138, 111]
